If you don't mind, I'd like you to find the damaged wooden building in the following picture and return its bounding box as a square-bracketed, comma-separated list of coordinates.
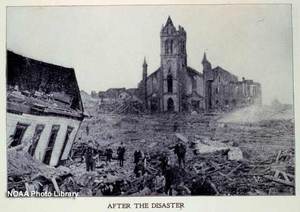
[6, 50, 84, 166]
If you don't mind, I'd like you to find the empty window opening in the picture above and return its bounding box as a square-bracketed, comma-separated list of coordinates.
[165, 39, 173, 54]
[192, 78, 197, 90]
[167, 98, 175, 112]
[167, 74, 173, 93]
[192, 100, 200, 111]
[43, 125, 60, 165]
[28, 124, 45, 156]
[170, 40, 173, 54]
[9, 122, 29, 147]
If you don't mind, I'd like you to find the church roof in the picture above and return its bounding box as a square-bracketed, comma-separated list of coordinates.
[213, 66, 236, 77]
[148, 67, 161, 78]
[187, 66, 202, 77]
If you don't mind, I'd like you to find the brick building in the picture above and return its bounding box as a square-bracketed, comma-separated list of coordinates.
[138, 16, 261, 113]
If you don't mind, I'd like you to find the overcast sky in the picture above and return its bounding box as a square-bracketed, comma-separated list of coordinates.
[7, 5, 293, 105]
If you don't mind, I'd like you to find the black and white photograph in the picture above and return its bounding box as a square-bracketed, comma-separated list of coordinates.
[6, 4, 295, 197]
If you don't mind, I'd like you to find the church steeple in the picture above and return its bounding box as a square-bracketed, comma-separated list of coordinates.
[143, 57, 147, 68]
[202, 52, 212, 70]
[142, 57, 147, 79]
[161, 16, 176, 35]
[165, 16, 174, 27]
[202, 52, 208, 64]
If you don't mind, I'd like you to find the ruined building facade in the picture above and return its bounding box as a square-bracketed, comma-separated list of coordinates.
[7, 50, 84, 166]
[138, 17, 261, 113]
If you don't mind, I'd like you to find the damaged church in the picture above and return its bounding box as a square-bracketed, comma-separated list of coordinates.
[6, 50, 85, 167]
[137, 17, 262, 113]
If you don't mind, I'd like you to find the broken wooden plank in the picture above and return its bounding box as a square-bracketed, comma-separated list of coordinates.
[227, 163, 242, 176]
[218, 171, 233, 181]
[264, 170, 295, 187]
[264, 175, 294, 187]
[175, 133, 188, 143]
[51, 177, 60, 193]
[275, 150, 282, 164]
[273, 170, 280, 179]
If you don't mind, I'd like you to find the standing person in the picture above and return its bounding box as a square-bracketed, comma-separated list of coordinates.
[173, 121, 179, 132]
[164, 164, 174, 196]
[86, 125, 89, 135]
[105, 148, 113, 163]
[159, 155, 169, 175]
[134, 161, 145, 178]
[117, 142, 126, 167]
[83, 140, 97, 172]
[133, 150, 142, 164]
[174, 142, 186, 168]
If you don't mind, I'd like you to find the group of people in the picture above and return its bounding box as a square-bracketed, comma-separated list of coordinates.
[82, 136, 219, 196]
[83, 141, 126, 172]
[131, 140, 188, 196]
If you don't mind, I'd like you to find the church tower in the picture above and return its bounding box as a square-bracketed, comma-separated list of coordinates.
[202, 52, 213, 111]
[159, 16, 187, 112]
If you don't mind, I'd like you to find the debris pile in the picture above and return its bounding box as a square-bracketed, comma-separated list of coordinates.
[97, 98, 145, 115]
[188, 141, 295, 195]
[8, 147, 73, 194]
[7, 102, 295, 196]
[113, 99, 145, 114]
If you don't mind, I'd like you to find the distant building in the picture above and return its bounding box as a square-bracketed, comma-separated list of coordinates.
[203, 57, 262, 111]
[6, 50, 84, 166]
[137, 17, 261, 113]
[98, 88, 126, 100]
[91, 90, 98, 98]
[98, 87, 141, 103]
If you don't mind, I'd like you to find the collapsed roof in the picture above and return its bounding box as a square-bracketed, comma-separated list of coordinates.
[7, 50, 84, 119]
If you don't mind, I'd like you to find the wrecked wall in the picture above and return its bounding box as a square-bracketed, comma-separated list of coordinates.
[7, 112, 81, 166]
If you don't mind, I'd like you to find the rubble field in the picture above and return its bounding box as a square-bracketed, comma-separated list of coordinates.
[8, 104, 295, 196]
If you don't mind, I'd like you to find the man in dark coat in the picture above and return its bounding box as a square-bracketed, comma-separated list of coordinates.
[86, 125, 89, 135]
[105, 148, 113, 163]
[83, 140, 97, 172]
[173, 121, 179, 132]
[164, 164, 175, 195]
[159, 155, 169, 175]
[134, 161, 145, 178]
[117, 142, 126, 167]
[133, 150, 142, 164]
[174, 143, 186, 168]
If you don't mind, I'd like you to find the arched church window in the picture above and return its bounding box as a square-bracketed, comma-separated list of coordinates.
[167, 74, 173, 93]
[192, 77, 197, 90]
[165, 39, 173, 54]
[165, 40, 169, 54]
